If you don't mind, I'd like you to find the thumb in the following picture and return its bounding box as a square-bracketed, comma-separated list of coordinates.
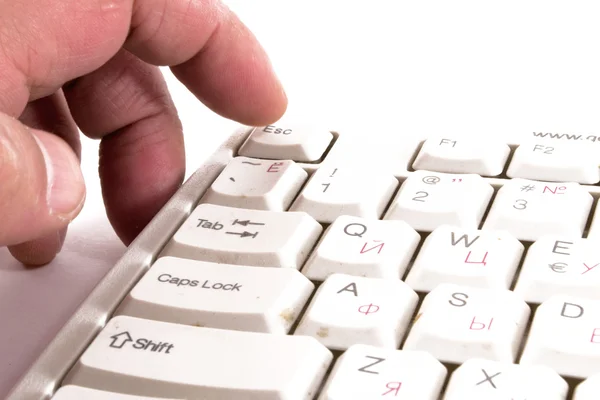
[0, 112, 85, 252]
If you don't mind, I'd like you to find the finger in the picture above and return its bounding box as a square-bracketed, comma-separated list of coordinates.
[8, 92, 82, 265]
[64, 50, 184, 244]
[0, 0, 286, 126]
[0, 0, 134, 116]
[126, 0, 287, 125]
[0, 112, 85, 248]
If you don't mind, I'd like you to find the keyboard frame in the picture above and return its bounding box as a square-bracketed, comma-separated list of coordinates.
[7, 125, 600, 400]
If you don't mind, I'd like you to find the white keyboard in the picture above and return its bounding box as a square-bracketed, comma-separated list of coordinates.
[7, 121, 600, 400]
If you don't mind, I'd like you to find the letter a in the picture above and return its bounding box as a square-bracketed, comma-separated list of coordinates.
[337, 282, 358, 296]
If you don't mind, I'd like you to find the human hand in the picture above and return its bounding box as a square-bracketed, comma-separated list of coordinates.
[0, 0, 287, 265]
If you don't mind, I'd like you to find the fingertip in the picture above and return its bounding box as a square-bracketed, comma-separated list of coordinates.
[8, 229, 66, 267]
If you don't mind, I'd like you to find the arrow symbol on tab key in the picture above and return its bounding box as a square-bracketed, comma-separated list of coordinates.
[226, 231, 259, 238]
[109, 331, 133, 349]
[232, 219, 265, 227]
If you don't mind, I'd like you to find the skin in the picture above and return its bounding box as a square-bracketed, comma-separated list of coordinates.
[0, 0, 288, 265]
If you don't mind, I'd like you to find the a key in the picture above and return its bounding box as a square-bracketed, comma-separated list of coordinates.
[507, 140, 600, 184]
[383, 170, 494, 232]
[405, 225, 524, 292]
[62, 316, 332, 400]
[238, 120, 333, 162]
[53, 386, 172, 400]
[443, 358, 568, 400]
[412, 137, 510, 176]
[289, 166, 398, 223]
[115, 257, 314, 334]
[318, 344, 447, 400]
[402, 283, 530, 364]
[514, 236, 600, 303]
[294, 274, 418, 350]
[160, 203, 322, 269]
[482, 178, 593, 242]
[301, 215, 420, 281]
[200, 157, 307, 211]
[574, 374, 600, 400]
[520, 294, 600, 379]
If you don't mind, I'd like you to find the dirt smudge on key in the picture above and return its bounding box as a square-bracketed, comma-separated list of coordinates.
[317, 327, 329, 338]
[280, 309, 295, 324]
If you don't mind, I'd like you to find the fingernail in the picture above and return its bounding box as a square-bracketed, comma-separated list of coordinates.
[33, 132, 85, 218]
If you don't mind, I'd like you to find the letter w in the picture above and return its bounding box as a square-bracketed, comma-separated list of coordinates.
[451, 232, 480, 248]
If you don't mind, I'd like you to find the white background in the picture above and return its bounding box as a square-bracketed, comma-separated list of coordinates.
[2, 0, 600, 397]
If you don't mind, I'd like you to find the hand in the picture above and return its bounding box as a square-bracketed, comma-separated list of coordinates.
[0, 0, 287, 265]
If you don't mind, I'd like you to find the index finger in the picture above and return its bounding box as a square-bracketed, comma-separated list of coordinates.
[0, 0, 287, 125]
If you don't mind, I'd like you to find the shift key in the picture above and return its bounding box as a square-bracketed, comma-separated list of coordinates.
[62, 316, 333, 400]
[161, 203, 322, 269]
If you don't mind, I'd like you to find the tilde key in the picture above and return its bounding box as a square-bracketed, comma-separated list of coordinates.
[161, 203, 322, 269]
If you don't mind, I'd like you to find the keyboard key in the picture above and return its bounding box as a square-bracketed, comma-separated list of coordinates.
[520, 295, 600, 379]
[322, 136, 421, 177]
[200, 157, 307, 211]
[405, 225, 523, 292]
[318, 344, 446, 400]
[63, 316, 332, 399]
[482, 178, 593, 242]
[115, 257, 314, 334]
[507, 140, 600, 184]
[574, 374, 600, 400]
[403, 283, 530, 364]
[294, 274, 418, 351]
[514, 236, 600, 303]
[161, 203, 322, 269]
[53, 386, 171, 399]
[443, 358, 568, 400]
[238, 120, 333, 162]
[289, 166, 398, 223]
[412, 137, 510, 176]
[384, 170, 494, 232]
[302, 215, 420, 281]
[585, 203, 600, 239]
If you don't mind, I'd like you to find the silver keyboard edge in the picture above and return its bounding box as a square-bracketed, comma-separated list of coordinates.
[4, 125, 255, 400]
[7, 127, 600, 399]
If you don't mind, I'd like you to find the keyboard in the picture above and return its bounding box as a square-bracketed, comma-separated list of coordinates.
[7, 119, 600, 400]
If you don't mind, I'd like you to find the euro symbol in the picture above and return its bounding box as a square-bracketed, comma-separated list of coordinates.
[344, 223, 367, 237]
[549, 262, 567, 273]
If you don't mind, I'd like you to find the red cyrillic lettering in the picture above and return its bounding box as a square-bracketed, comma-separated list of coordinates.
[464, 251, 488, 266]
[267, 162, 284, 172]
[591, 328, 600, 343]
[582, 263, 600, 275]
[543, 185, 566, 194]
[358, 304, 380, 315]
[361, 240, 385, 254]
[469, 316, 494, 331]
[382, 382, 402, 396]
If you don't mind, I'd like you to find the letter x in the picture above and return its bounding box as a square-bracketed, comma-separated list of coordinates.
[476, 369, 501, 388]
